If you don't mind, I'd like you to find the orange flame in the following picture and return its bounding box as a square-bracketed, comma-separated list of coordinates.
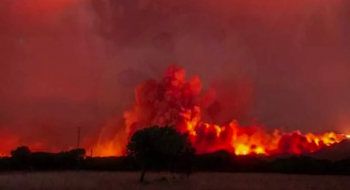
[116, 65, 347, 156]
[2, 65, 344, 157]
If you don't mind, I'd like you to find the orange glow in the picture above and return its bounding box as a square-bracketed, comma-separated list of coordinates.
[119, 65, 348, 156]
[1, 65, 347, 157]
[255, 147, 266, 155]
[235, 144, 250, 155]
[93, 142, 123, 157]
[0, 130, 66, 157]
[92, 123, 125, 157]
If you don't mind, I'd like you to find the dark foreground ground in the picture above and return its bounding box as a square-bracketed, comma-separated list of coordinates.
[0, 172, 350, 190]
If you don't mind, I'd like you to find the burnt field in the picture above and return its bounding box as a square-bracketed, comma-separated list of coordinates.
[0, 172, 350, 190]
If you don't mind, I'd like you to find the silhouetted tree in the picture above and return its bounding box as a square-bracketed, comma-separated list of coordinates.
[126, 126, 194, 183]
[11, 146, 31, 170]
[67, 148, 86, 160]
[11, 146, 31, 160]
[68, 148, 86, 169]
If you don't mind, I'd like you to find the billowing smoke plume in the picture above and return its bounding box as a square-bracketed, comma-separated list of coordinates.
[1, 0, 350, 156]
[117, 65, 346, 156]
[124, 65, 203, 135]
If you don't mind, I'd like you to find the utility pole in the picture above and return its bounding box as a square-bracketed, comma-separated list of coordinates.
[77, 127, 81, 149]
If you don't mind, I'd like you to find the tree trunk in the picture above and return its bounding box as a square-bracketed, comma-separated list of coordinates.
[140, 163, 146, 183]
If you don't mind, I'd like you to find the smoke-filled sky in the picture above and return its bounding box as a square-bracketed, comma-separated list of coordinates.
[1, 0, 350, 153]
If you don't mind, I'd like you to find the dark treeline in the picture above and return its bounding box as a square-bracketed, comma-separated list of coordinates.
[1, 148, 350, 175]
[0, 146, 86, 171]
[193, 150, 350, 175]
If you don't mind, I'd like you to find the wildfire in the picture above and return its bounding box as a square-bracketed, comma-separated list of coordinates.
[2, 65, 345, 157]
[122, 65, 347, 156]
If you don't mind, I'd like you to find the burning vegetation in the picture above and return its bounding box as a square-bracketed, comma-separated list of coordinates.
[1, 65, 348, 157]
[119, 65, 348, 157]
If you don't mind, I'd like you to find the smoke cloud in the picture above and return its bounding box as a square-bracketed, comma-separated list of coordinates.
[0, 0, 350, 155]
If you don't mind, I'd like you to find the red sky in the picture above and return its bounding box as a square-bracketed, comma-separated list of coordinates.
[0, 0, 350, 153]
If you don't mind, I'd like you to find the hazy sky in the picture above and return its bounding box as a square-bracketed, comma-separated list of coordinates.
[1, 0, 350, 152]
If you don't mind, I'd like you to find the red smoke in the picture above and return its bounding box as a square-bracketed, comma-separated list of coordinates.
[1, 65, 347, 157]
[120, 65, 347, 156]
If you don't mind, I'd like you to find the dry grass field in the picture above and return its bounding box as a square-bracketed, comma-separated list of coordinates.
[0, 172, 349, 190]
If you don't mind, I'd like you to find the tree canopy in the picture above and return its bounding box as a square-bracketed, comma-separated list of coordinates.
[126, 126, 195, 182]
